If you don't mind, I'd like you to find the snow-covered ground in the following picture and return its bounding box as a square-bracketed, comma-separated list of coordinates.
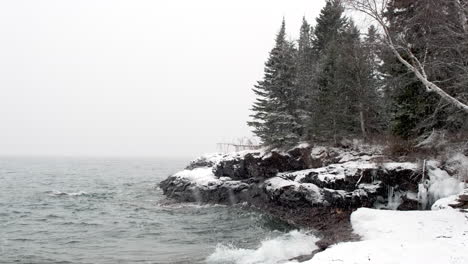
[293, 207, 468, 264]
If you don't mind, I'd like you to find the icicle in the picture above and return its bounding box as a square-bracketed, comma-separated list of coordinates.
[416, 160, 430, 210]
[228, 189, 237, 206]
[192, 188, 203, 204]
[388, 186, 394, 202]
[386, 186, 402, 210]
[371, 169, 377, 183]
[422, 159, 426, 181]
[418, 183, 428, 210]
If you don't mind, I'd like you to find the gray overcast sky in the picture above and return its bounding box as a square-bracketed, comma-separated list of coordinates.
[0, 0, 327, 158]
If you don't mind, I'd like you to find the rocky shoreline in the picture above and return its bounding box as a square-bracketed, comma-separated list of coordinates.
[159, 143, 468, 260]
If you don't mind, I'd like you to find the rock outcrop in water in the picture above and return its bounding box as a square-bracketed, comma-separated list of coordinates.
[160, 144, 423, 210]
[159, 143, 467, 248]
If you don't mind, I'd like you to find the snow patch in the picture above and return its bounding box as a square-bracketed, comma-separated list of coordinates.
[431, 195, 461, 210]
[190, 149, 266, 169]
[265, 176, 299, 191]
[358, 182, 381, 194]
[173, 167, 219, 186]
[383, 162, 419, 171]
[265, 176, 324, 203]
[294, 142, 311, 149]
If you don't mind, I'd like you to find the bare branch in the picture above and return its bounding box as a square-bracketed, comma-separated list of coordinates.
[344, 0, 468, 113]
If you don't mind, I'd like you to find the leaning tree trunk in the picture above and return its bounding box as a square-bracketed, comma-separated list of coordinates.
[345, 0, 468, 114]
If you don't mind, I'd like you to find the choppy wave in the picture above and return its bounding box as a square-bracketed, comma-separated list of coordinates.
[2, 157, 284, 263]
[206, 230, 319, 264]
[156, 200, 227, 209]
[48, 190, 88, 197]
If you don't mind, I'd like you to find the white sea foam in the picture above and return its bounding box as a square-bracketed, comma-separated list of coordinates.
[49, 190, 88, 196]
[206, 230, 319, 264]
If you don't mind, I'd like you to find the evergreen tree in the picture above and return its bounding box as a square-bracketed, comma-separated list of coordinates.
[312, 0, 347, 55]
[334, 22, 364, 137]
[296, 17, 315, 140]
[248, 20, 300, 147]
[363, 25, 387, 133]
[383, 0, 468, 138]
[382, 0, 439, 139]
[337, 23, 383, 138]
[326, 21, 381, 139]
[248, 0, 468, 148]
[312, 0, 349, 142]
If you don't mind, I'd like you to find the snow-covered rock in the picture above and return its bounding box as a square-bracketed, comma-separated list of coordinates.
[431, 194, 463, 210]
[190, 146, 314, 180]
[160, 167, 250, 203]
[160, 145, 431, 210]
[431, 188, 468, 210]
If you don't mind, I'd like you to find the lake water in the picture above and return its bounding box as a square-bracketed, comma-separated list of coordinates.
[0, 157, 317, 264]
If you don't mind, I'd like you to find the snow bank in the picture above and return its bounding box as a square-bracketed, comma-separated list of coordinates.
[296, 208, 468, 264]
[206, 230, 319, 264]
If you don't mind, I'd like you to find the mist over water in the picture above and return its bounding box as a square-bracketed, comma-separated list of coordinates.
[0, 157, 311, 264]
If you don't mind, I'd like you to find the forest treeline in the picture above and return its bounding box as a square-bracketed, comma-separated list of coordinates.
[248, 0, 468, 147]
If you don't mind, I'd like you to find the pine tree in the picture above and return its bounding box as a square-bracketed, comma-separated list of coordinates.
[248, 20, 300, 147]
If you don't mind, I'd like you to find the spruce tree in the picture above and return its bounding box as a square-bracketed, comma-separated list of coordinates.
[248, 20, 300, 147]
[296, 17, 315, 140]
[363, 25, 387, 133]
[312, 0, 349, 142]
[312, 0, 347, 55]
[335, 22, 383, 138]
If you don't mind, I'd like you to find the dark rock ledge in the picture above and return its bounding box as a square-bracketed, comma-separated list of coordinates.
[159, 144, 426, 258]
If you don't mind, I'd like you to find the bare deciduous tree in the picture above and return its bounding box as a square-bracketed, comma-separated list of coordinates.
[344, 0, 468, 113]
